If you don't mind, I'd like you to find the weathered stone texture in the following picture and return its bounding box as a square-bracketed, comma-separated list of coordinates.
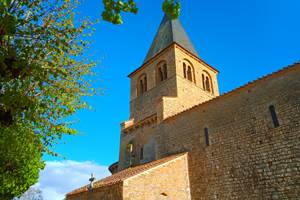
[159, 63, 300, 199]
[120, 43, 219, 170]
[129, 46, 177, 122]
[66, 14, 300, 200]
[67, 154, 190, 200]
[174, 45, 219, 96]
[118, 120, 159, 171]
[123, 154, 191, 200]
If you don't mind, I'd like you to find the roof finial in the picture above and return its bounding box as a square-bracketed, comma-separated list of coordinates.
[88, 173, 96, 191]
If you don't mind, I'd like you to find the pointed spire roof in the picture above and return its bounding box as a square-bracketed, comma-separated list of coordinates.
[144, 15, 199, 63]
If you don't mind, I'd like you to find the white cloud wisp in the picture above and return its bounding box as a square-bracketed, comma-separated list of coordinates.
[35, 160, 110, 200]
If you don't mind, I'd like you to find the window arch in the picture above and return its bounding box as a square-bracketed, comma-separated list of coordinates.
[125, 140, 135, 167]
[183, 60, 194, 83]
[156, 61, 168, 84]
[163, 63, 167, 80]
[187, 66, 193, 81]
[202, 71, 213, 94]
[205, 76, 210, 92]
[138, 74, 147, 95]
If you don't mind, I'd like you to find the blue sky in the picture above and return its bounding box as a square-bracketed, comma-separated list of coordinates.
[45, 0, 300, 166]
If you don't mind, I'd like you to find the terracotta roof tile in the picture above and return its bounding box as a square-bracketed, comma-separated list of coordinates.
[67, 152, 187, 196]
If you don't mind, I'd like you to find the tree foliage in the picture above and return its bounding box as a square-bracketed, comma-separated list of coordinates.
[162, 0, 180, 19]
[101, 0, 181, 24]
[0, 125, 44, 199]
[0, 0, 180, 198]
[0, 0, 95, 198]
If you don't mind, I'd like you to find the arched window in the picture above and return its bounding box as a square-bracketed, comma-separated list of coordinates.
[187, 66, 192, 81]
[202, 71, 213, 94]
[156, 61, 168, 84]
[183, 60, 194, 83]
[158, 67, 163, 82]
[205, 77, 210, 92]
[163, 63, 167, 79]
[126, 140, 135, 167]
[139, 79, 143, 94]
[138, 74, 147, 95]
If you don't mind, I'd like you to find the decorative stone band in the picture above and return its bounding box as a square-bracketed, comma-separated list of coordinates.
[122, 114, 157, 134]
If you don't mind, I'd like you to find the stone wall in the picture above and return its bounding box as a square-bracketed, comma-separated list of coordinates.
[158, 76, 216, 121]
[128, 44, 220, 122]
[157, 45, 219, 121]
[118, 120, 159, 171]
[123, 153, 191, 200]
[159, 63, 300, 199]
[122, 44, 221, 170]
[174, 45, 219, 96]
[129, 46, 177, 121]
[130, 75, 177, 122]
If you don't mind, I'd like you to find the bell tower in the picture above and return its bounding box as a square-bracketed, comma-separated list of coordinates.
[118, 15, 219, 171]
[126, 15, 219, 123]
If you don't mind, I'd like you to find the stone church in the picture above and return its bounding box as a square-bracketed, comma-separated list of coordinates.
[66, 15, 300, 200]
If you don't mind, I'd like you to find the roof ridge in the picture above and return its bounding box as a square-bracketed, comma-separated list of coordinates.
[170, 15, 175, 42]
[66, 152, 188, 196]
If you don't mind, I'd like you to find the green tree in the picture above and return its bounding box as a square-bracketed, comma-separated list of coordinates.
[0, 0, 95, 198]
[0, 0, 180, 198]
[102, 0, 180, 24]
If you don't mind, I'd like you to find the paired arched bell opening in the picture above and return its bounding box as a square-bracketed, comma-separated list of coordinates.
[156, 61, 168, 84]
[137, 59, 214, 96]
[183, 60, 195, 83]
[202, 70, 214, 94]
[138, 74, 147, 95]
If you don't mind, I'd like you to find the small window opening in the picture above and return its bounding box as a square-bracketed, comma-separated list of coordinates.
[269, 105, 279, 127]
[143, 76, 147, 92]
[161, 192, 168, 196]
[140, 147, 144, 160]
[204, 127, 209, 146]
[183, 63, 187, 78]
